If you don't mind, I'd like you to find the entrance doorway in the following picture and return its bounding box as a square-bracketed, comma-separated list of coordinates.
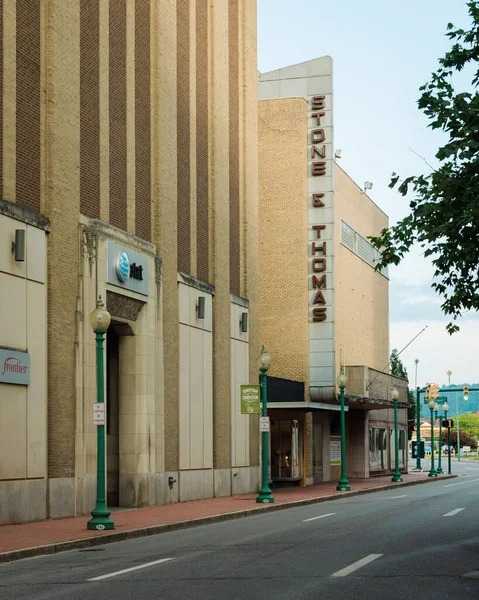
[270, 419, 303, 482]
[106, 326, 120, 506]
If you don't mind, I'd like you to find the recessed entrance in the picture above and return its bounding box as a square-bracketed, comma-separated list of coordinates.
[270, 419, 303, 484]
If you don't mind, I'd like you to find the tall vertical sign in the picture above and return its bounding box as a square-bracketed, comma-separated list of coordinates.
[307, 58, 335, 400]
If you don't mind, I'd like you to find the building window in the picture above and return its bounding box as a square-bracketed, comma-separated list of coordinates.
[341, 220, 389, 278]
[369, 428, 387, 471]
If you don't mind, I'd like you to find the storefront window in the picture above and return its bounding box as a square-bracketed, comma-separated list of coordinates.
[369, 428, 387, 471]
[399, 429, 407, 468]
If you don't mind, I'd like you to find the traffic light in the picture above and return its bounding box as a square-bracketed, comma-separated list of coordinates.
[463, 386, 469, 401]
[429, 382, 439, 399]
[442, 419, 449, 428]
[425, 384, 430, 400]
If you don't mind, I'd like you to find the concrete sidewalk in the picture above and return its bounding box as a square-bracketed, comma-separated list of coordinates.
[0, 472, 455, 563]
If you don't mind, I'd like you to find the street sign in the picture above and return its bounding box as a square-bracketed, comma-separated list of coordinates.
[241, 385, 261, 414]
[259, 416, 270, 432]
[424, 396, 447, 405]
[93, 403, 105, 425]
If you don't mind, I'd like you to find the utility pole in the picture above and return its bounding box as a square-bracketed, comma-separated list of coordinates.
[414, 359, 421, 470]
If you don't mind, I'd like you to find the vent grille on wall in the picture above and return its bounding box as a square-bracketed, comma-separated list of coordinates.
[340, 220, 389, 278]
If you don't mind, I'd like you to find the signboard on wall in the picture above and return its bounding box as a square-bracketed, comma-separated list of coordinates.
[0, 349, 30, 385]
[240, 385, 261, 414]
[330, 439, 341, 465]
[107, 242, 149, 296]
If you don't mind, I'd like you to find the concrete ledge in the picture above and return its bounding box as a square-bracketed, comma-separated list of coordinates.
[0, 475, 457, 563]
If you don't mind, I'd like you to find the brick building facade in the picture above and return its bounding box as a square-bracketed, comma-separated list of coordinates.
[0, 0, 259, 525]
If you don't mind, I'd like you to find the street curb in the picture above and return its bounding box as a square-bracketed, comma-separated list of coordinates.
[0, 475, 457, 563]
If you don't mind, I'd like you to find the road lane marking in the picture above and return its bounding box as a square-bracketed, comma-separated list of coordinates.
[332, 554, 383, 577]
[443, 478, 479, 488]
[303, 512, 336, 522]
[88, 558, 174, 581]
[444, 508, 465, 517]
[388, 495, 408, 499]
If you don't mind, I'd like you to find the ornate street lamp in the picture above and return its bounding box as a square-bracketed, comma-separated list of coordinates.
[428, 399, 437, 478]
[391, 388, 403, 482]
[256, 346, 274, 504]
[87, 296, 115, 531]
[336, 370, 350, 491]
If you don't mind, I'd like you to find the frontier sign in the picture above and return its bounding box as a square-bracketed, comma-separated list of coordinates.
[0, 349, 30, 385]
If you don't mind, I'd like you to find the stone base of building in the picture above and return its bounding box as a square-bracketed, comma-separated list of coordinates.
[0, 479, 47, 525]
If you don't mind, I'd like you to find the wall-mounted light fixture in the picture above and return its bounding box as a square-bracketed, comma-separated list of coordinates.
[12, 229, 26, 262]
[240, 312, 248, 333]
[196, 296, 205, 319]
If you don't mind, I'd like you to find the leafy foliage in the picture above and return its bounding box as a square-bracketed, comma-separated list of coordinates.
[441, 429, 477, 448]
[369, 2, 479, 334]
[389, 348, 416, 439]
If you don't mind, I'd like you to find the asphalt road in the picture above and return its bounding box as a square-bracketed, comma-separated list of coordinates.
[1, 469, 479, 600]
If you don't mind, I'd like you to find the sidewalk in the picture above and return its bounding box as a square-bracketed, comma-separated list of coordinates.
[0, 472, 455, 563]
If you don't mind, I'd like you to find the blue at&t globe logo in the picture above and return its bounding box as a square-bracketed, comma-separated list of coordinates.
[116, 251, 130, 282]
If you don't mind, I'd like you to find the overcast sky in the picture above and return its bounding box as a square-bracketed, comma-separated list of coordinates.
[258, 0, 477, 388]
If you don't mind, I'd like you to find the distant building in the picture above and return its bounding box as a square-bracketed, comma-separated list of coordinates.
[258, 57, 408, 484]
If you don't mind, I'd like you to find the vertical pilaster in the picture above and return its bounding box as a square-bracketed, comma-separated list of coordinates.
[126, 0, 135, 234]
[44, 0, 81, 514]
[99, 0, 109, 222]
[152, 0, 179, 473]
[210, 0, 231, 470]
[2, 0, 15, 202]
[243, 0, 259, 467]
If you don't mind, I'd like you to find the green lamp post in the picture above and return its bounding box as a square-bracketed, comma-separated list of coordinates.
[336, 370, 350, 491]
[87, 296, 115, 531]
[391, 388, 403, 482]
[428, 399, 437, 478]
[443, 402, 451, 475]
[256, 346, 274, 504]
[435, 402, 444, 475]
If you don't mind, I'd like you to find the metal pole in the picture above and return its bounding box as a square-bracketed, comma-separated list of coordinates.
[447, 420, 452, 475]
[391, 398, 403, 482]
[87, 330, 114, 530]
[437, 412, 443, 474]
[416, 387, 421, 469]
[456, 392, 461, 461]
[256, 368, 274, 503]
[336, 384, 350, 491]
[428, 406, 437, 477]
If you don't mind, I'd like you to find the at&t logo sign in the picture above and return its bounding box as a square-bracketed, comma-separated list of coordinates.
[116, 251, 130, 282]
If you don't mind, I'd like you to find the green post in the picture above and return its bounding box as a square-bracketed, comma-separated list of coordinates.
[428, 403, 437, 477]
[87, 298, 114, 531]
[456, 394, 461, 461]
[256, 347, 274, 504]
[446, 414, 452, 475]
[336, 373, 350, 491]
[436, 412, 443, 474]
[416, 387, 421, 469]
[391, 391, 402, 482]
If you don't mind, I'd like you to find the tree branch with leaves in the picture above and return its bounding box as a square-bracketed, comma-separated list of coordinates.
[369, 1, 479, 334]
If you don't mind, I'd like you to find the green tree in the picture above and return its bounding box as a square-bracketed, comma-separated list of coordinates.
[369, 1, 479, 334]
[457, 412, 479, 439]
[389, 349, 416, 440]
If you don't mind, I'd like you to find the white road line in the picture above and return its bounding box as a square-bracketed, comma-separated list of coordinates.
[388, 495, 408, 499]
[88, 558, 174, 581]
[332, 554, 383, 577]
[303, 512, 336, 522]
[443, 478, 479, 488]
[443, 508, 465, 517]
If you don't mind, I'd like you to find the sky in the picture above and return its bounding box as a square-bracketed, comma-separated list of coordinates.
[257, 0, 477, 388]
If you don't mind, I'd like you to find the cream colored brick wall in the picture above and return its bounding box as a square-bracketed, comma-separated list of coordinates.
[334, 165, 389, 374]
[43, 0, 81, 480]
[258, 98, 309, 391]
